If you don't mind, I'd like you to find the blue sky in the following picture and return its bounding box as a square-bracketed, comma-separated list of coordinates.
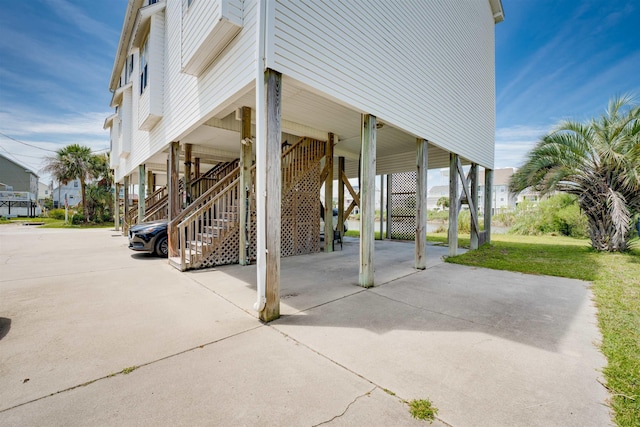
[0, 0, 638, 186]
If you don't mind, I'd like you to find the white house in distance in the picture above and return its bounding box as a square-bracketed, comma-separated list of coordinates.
[106, 0, 504, 321]
[51, 179, 82, 209]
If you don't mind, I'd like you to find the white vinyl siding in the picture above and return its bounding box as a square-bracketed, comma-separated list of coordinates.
[181, 0, 243, 76]
[138, 10, 165, 131]
[120, 86, 133, 158]
[269, 0, 496, 169]
[116, 0, 256, 180]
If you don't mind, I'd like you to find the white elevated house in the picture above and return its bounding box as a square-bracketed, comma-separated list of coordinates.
[106, 0, 504, 321]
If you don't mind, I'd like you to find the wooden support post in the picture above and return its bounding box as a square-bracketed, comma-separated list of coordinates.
[146, 170, 153, 196]
[379, 174, 384, 240]
[324, 133, 334, 252]
[184, 143, 192, 206]
[123, 175, 130, 236]
[484, 168, 493, 245]
[359, 114, 376, 287]
[168, 141, 180, 221]
[137, 164, 145, 223]
[415, 138, 428, 269]
[239, 106, 252, 266]
[386, 174, 392, 239]
[194, 157, 201, 179]
[114, 182, 120, 231]
[262, 69, 282, 322]
[448, 153, 458, 256]
[337, 156, 345, 237]
[470, 163, 479, 249]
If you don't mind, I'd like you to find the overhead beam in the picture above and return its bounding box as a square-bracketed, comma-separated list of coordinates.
[359, 114, 376, 287]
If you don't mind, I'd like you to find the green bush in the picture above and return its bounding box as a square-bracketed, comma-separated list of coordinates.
[510, 194, 588, 237]
[49, 209, 66, 220]
[71, 213, 85, 224]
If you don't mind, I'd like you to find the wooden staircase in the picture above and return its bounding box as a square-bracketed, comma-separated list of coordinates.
[168, 137, 326, 271]
[123, 159, 239, 232]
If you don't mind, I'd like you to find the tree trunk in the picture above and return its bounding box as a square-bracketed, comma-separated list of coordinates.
[80, 177, 88, 222]
[584, 203, 629, 252]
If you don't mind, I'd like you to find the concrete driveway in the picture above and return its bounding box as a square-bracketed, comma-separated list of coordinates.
[0, 224, 611, 426]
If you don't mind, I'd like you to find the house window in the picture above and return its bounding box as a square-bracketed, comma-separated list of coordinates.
[125, 54, 134, 84]
[140, 37, 149, 94]
[187, 0, 194, 7]
[74, 181, 79, 188]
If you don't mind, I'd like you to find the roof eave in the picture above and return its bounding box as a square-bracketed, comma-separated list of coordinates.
[108, 0, 140, 92]
[489, 0, 505, 24]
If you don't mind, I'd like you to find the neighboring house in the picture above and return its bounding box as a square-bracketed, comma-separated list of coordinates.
[427, 185, 449, 210]
[38, 182, 51, 205]
[0, 153, 39, 217]
[478, 168, 518, 214]
[105, 0, 504, 318]
[52, 179, 82, 209]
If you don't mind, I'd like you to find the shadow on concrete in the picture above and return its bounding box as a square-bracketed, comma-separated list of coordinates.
[0, 318, 11, 340]
[187, 238, 592, 353]
[130, 253, 164, 261]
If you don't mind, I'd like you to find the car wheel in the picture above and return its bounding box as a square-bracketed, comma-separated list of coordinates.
[155, 235, 168, 258]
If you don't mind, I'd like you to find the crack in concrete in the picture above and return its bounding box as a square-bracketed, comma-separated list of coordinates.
[0, 324, 263, 414]
[312, 386, 376, 426]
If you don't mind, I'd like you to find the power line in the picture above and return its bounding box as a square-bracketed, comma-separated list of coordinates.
[0, 145, 47, 160]
[0, 131, 110, 154]
[0, 144, 40, 171]
[0, 132, 58, 153]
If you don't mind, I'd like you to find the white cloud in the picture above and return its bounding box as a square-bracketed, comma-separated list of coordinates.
[494, 124, 553, 169]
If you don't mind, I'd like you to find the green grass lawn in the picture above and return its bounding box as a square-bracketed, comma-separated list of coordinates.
[445, 234, 640, 427]
[0, 217, 113, 229]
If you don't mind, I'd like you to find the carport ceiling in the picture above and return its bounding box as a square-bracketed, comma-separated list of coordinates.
[198, 75, 467, 177]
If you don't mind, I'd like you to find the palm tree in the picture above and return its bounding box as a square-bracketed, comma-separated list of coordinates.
[510, 95, 640, 252]
[42, 150, 72, 209]
[43, 144, 96, 222]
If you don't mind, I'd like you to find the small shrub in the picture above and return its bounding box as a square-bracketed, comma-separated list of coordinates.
[510, 194, 588, 237]
[49, 209, 66, 220]
[408, 399, 438, 423]
[71, 213, 85, 224]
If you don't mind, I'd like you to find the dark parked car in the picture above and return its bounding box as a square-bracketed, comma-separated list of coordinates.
[128, 220, 168, 257]
[320, 203, 348, 235]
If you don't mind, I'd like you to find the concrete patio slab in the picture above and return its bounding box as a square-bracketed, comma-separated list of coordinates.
[0, 225, 611, 426]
